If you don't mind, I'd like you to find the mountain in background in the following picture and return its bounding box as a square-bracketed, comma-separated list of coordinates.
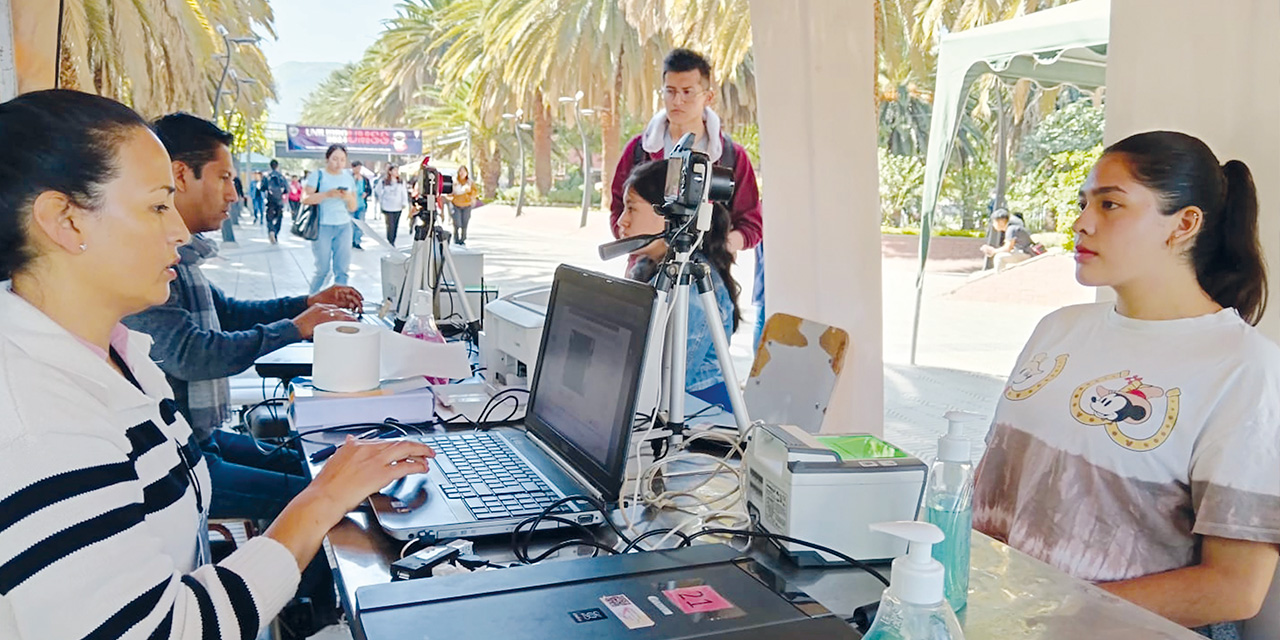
[269, 61, 344, 124]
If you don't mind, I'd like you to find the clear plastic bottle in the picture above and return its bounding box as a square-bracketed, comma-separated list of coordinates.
[401, 289, 447, 384]
[861, 521, 966, 640]
[922, 410, 979, 613]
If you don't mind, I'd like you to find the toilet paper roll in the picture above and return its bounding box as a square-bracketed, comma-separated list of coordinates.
[313, 322, 381, 392]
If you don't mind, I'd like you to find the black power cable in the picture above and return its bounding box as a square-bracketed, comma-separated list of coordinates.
[682, 528, 889, 587]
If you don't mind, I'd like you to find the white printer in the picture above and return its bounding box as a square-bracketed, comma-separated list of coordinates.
[480, 286, 551, 389]
[745, 423, 927, 565]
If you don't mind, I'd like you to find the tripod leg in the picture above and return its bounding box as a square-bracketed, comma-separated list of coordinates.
[438, 240, 479, 328]
[654, 289, 674, 421]
[695, 287, 752, 436]
[667, 281, 690, 433]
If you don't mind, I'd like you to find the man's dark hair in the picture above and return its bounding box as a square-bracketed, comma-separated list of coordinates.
[663, 48, 712, 87]
[151, 112, 233, 179]
[0, 90, 149, 280]
[351, 160, 363, 168]
[269, 159, 279, 170]
[992, 209, 1010, 221]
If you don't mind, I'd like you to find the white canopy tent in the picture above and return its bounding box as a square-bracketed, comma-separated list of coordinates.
[910, 0, 1110, 363]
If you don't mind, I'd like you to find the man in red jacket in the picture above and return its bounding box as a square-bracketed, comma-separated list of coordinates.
[609, 49, 762, 256]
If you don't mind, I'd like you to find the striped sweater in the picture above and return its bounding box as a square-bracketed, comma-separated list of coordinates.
[0, 288, 300, 639]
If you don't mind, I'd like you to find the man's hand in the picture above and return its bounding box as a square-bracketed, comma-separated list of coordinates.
[981, 244, 996, 257]
[308, 285, 363, 312]
[727, 230, 746, 254]
[292, 304, 357, 340]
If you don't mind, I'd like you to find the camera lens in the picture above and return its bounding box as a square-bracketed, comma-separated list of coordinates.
[708, 166, 735, 203]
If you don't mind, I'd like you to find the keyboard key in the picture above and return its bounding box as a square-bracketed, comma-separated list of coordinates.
[520, 482, 543, 493]
[464, 497, 486, 510]
[433, 456, 458, 475]
[470, 483, 494, 496]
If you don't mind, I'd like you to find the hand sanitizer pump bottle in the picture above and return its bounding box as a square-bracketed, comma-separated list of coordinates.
[923, 410, 979, 612]
[401, 289, 448, 384]
[861, 521, 965, 640]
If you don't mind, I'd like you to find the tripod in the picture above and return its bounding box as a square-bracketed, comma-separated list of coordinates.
[395, 201, 480, 341]
[602, 205, 752, 440]
[650, 220, 752, 438]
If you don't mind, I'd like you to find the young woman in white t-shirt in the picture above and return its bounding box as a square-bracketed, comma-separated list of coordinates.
[973, 131, 1280, 638]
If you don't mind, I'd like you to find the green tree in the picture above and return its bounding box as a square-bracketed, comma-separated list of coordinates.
[879, 148, 926, 226]
[1008, 144, 1102, 243]
[54, 0, 276, 119]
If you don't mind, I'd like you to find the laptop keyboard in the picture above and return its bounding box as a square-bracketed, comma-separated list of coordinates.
[420, 433, 571, 520]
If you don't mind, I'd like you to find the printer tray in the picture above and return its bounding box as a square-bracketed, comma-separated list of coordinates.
[354, 543, 859, 640]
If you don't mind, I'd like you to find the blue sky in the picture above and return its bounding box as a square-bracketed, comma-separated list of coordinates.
[256, 0, 404, 65]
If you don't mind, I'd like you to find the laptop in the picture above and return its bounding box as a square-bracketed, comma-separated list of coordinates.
[369, 264, 657, 542]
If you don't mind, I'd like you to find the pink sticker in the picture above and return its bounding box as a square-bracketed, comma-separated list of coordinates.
[662, 585, 735, 614]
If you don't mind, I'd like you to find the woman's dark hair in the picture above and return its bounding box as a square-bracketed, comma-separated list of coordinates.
[325, 144, 348, 159]
[151, 112, 233, 179]
[1105, 131, 1267, 325]
[624, 161, 742, 331]
[0, 89, 150, 280]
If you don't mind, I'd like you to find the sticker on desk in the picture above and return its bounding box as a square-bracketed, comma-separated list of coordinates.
[648, 595, 675, 616]
[600, 594, 655, 629]
[663, 585, 735, 615]
[568, 608, 608, 624]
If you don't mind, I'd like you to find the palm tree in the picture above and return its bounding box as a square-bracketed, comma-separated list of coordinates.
[408, 78, 514, 200]
[482, 0, 671, 210]
[26, 0, 277, 119]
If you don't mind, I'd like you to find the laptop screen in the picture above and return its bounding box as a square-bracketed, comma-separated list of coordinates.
[525, 265, 655, 501]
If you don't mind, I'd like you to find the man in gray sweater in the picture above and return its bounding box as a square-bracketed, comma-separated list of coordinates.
[125, 113, 362, 520]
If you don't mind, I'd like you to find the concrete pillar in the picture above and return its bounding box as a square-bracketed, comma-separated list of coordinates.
[11, 0, 57, 95]
[0, 0, 16, 101]
[1105, 0, 1280, 340]
[748, 0, 882, 434]
[1106, 3, 1280, 637]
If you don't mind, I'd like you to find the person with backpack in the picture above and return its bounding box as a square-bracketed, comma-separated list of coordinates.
[261, 159, 289, 244]
[609, 48, 763, 336]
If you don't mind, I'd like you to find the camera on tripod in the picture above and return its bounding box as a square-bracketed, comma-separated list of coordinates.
[598, 133, 735, 262]
[413, 163, 453, 220]
[661, 133, 735, 219]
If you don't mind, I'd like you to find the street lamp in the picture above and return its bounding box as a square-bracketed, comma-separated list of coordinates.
[502, 109, 530, 217]
[211, 25, 259, 117]
[558, 90, 594, 228]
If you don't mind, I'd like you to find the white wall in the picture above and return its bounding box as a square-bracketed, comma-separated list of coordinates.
[748, 0, 882, 434]
[1106, 2, 1280, 638]
[1105, 0, 1280, 340]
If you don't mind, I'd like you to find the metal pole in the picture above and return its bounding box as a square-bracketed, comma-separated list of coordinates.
[577, 106, 590, 227]
[211, 35, 232, 117]
[0, 0, 18, 101]
[465, 122, 473, 176]
[514, 120, 527, 217]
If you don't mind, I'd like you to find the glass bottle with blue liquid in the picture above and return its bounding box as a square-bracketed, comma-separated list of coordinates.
[860, 521, 965, 640]
[922, 410, 980, 613]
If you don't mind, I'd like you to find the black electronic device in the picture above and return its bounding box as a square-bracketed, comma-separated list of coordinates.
[354, 544, 860, 640]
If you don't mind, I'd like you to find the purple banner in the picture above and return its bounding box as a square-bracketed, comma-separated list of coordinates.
[286, 125, 423, 155]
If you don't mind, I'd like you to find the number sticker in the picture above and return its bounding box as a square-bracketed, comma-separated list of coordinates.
[662, 585, 735, 614]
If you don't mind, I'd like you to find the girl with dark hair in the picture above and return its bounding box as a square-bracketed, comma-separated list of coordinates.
[616, 161, 742, 408]
[302, 143, 359, 293]
[375, 164, 410, 246]
[973, 131, 1279, 638]
[0, 90, 433, 640]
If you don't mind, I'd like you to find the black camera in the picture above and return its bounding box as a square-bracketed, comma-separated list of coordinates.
[413, 164, 453, 217]
[661, 133, 735, 218]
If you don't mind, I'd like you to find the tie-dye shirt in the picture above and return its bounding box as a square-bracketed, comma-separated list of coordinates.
[974, 302, 1280, 583]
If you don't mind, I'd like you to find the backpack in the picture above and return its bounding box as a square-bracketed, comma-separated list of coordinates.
[264, 171, 288, 205]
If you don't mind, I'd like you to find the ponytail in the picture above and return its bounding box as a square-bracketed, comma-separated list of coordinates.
[1194, 160, 1267, 324]
[1105, 132, 1268, 325]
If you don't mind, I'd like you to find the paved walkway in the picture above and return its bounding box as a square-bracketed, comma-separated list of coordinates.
[206, 205, 1088, 460]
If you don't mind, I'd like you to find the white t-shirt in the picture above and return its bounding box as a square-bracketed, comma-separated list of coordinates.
[974, 302, 1280, 583]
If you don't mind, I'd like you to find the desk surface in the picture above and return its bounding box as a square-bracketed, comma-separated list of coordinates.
[301, 430, 1202, 640]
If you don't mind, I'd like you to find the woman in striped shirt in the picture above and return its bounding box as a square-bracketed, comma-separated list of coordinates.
[0, 90, 435, 640]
